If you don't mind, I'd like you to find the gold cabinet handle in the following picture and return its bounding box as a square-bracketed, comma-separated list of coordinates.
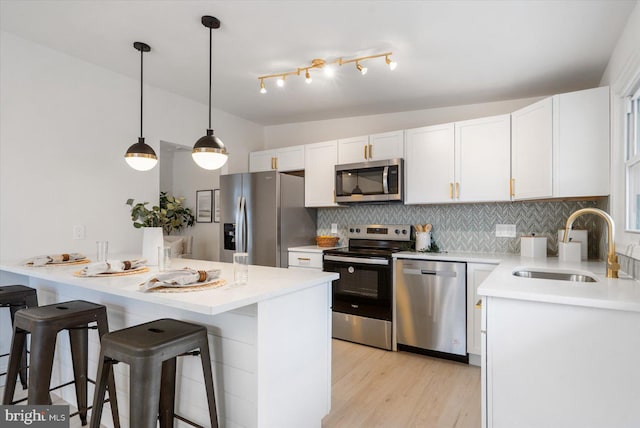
[364, 145, 368, 160]
[297, 257, 311, 261]
[455, 182, 460, 199]
[271, 157, 277, 170]
[449, 182, 453, 199]
[368, 144, 373, 159]
[510, 178, 515, 197]
[475, 299, 482, 309]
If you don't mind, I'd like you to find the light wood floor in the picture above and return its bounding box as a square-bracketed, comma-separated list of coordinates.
[322, 339, 482, 428]
[3, 340, 481, 428]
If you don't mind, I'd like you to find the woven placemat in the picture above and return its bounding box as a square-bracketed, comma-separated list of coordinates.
[73, 267, 150, 277]
[27, 259, 90, 267]
[144, 278, 227, 293]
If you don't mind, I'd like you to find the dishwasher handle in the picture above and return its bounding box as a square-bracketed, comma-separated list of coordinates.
[403, 268, 458, 278]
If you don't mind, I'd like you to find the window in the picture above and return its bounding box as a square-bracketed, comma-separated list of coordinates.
[626, 86, 640, 231]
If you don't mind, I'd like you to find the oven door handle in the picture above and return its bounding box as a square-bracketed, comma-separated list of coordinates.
[324, 255, 389, 265]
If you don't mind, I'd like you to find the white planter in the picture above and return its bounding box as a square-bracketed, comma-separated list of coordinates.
[142, 227, 163, 266]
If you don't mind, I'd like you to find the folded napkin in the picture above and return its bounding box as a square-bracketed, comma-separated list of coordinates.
[81, 259, 146, 276]
[27, 253, 86, 266]
[140, 268, 221, 291]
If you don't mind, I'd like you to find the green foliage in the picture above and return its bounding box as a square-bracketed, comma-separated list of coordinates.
[126, 192, 195, 235]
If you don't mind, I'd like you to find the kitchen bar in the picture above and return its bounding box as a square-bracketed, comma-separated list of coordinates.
[0, 258, 338, 428]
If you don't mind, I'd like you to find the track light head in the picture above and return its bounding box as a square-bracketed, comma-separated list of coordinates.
[385, 55, 397, 70]
[305, 70, 312, 84]
[356, 61, 367, 75]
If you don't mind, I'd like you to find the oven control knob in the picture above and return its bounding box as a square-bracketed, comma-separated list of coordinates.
[402, 229, 408, 235]
[349, 228, 354, 233]
[355, 228, 361, 233]
[395, 229, 400, 234]
[348, 266, 355, 274]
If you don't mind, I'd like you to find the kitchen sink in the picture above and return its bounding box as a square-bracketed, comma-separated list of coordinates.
[512, 269, 597, 282]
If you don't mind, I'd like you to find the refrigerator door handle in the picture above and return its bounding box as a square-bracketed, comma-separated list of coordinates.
[235, 196, 242, 252]
[239, 196, 247, 252]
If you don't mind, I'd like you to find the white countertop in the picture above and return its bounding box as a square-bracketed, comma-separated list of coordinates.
[394, 251, 640, 313]
[0, 257, 339, 316]
[288, 245, 345, 253]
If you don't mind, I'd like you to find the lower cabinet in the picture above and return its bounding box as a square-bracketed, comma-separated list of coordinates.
[482, 296, 640, 428]
[288, 250, 323, 270]
[466, 263, 496, 361]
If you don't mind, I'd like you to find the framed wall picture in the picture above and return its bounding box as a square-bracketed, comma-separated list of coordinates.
[214, 188, 220, 223]
[196, 190, 213, 223]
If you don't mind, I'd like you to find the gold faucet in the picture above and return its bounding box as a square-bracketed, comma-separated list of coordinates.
[562, 208, 619, 278]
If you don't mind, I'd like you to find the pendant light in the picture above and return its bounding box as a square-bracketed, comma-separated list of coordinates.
[192, 15, 228, 170]
[124, 42, 157, 171]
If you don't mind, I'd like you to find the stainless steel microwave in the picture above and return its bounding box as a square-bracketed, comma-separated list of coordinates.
[335, 158, 403, 204]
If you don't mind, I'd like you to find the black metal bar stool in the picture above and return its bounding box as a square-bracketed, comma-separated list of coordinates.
[2, 300, 120, 427]
[0, 285, 38, 389]
[90, 318, 218, 428]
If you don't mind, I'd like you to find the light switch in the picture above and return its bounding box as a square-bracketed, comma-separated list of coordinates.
[331, 223, 338, 234]
[73, 225, 86, 240]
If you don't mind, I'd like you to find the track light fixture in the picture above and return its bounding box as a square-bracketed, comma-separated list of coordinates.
[257, 51, 395, 93]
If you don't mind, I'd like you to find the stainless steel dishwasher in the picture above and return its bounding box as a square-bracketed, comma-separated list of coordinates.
[395, 259, 467, 362]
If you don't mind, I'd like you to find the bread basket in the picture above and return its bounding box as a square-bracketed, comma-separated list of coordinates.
[316, 235, 340, 247]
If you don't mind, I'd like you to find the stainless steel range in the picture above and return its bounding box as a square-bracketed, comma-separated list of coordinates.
[323, 224, 412, 350]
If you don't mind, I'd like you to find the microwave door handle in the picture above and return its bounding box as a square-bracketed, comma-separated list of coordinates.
[383, 166, 389, 194]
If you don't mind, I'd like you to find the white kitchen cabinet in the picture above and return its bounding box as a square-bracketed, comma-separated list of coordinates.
[337, 131, 404, 164]
[553, 86, 610, 197]
[483, 296, 640, 428]
[249, 145, 305, 172]
[455, 115, 511, 202]
[288, 250, 324, 270]
[405, 115, 510, 204]
[511, 86, 609, 200]
[405, 123, 455, 204]
[466, 263, 496, 361]
[511, 97, 553, 200]
[305, 140, 339, 207]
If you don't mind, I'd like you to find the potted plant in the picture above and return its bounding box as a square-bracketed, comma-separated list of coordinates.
[126, 192, 195, 264]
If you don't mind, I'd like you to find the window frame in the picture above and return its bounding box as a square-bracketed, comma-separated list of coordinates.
[625, 86, 640, 232]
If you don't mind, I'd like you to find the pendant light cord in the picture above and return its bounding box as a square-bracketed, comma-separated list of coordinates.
[208, 26, 212, 130]
[140, 45, 144, 139]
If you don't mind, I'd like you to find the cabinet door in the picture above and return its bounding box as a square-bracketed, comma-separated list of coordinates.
[511, 97, 553, 200]
[276, 145, 305, 172]
[456, 115, 511, 202]
[466, 263, 496, 357]
[404, 124, 455, 204]
[338, 135, 370, 164]
[369, 130, 404, 161]
[249, 149, 277, 172]
[553, 86, 609, 198]
[305, 140, 339, 207]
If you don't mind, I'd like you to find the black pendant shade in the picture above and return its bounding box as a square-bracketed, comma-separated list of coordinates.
[192, 16, 228, 170]
[124, 41, 157, 171]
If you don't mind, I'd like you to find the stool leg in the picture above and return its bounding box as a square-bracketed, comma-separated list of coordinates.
[159, 357, 176, 428]
[69, 326, 89, 425]
[89, 353, 111, 428]
[130, 361, 162, 428]
[199, 336, 219, 428]
[95, 311, 120, 428]
[27, 327, 56, 405]
[8, 305, 28, 390]
[2, 328, 27, 404]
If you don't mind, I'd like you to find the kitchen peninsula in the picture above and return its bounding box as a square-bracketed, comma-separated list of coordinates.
[0, 258, 338, 428]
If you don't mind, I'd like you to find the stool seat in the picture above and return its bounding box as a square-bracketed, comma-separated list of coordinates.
[0, 285, 38, 390]
[91, 318, 218, 428]
[2, 300, 120, 427]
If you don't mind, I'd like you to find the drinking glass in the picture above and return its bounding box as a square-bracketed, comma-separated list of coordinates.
[158, 246, 171, 272]
[233, 252, 249, 285]
[96, 241, 109, 262]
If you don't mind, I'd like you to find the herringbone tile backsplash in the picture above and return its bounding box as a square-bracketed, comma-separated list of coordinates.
[318, 199, 607, 258]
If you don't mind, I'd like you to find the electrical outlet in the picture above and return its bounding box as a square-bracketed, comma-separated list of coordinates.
[73, 225, 86, 240]
[331, 223, 338, 234]
[495, 224, 516, 238]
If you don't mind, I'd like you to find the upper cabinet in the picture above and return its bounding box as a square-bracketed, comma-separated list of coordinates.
[304, 140, 339, 207]
[405, 115, 510, 204]
[511, 86, 609, 200]
[249, 145, 305, 172]
[338, 131, 404, 164]
[511, 98, 553, 200]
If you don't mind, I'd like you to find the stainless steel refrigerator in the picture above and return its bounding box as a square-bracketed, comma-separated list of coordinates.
[219, 171, 317, 267]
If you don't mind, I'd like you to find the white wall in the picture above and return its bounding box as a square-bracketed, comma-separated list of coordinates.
[599, 2, 640, 251]
[0, 32, 262, 262]
[263, 96, 543, 148]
